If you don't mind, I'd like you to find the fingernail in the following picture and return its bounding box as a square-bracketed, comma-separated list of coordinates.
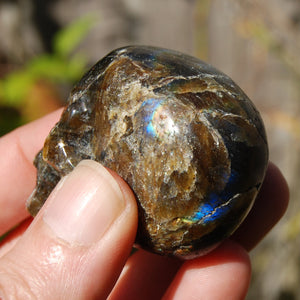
[43, 160, 125, 245]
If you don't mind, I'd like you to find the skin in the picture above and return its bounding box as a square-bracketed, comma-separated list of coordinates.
[0, 109, 289, 300]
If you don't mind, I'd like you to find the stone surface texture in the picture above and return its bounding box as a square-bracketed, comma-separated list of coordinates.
[27, 46, 268, 258]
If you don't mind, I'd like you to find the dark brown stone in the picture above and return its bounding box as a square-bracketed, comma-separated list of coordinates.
[27, 46, 268, 258]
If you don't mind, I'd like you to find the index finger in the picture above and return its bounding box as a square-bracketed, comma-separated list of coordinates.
[0, 109, 62, 235]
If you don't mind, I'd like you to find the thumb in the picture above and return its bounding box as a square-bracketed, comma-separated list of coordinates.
[0, 160, 138, 300]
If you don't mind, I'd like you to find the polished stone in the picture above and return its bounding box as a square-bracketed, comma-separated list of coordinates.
[27, 46, 268, 258]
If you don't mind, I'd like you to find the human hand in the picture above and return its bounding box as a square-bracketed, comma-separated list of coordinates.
[0, 110, 289, 299]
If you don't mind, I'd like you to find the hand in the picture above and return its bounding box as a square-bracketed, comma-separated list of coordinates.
[0, 110, 289, 300]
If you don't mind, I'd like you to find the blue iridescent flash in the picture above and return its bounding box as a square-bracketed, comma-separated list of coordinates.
[191, 169, 239, 224]
[140, 98, 164, 137]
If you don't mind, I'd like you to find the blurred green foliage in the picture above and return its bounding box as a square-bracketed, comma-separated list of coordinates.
[0, 16, 95, 136]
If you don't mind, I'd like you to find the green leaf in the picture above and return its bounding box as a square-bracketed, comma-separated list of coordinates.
[0, 14, 94, 108]
[28, 55, 70, 81]
[53, 15, 97, 58]
[0, 71, 34, 106]
[27, 53, 87, 83]
[64, 53, 88, 81]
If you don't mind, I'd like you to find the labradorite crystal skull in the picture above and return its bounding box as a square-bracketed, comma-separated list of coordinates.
[27, 46, 268, 258]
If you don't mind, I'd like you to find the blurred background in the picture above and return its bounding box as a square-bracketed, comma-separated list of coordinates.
[0, 0, 299, 299]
